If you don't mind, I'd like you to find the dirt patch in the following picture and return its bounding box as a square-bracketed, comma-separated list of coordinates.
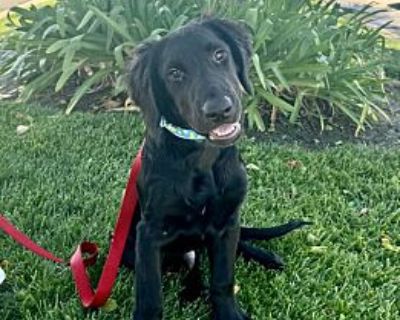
[249, 83, 400, 149]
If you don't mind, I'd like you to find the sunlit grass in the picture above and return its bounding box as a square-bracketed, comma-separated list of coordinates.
[0, 0, 56, 34]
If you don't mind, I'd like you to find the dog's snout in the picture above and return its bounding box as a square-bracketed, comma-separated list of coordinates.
[203, 95, 234, 121]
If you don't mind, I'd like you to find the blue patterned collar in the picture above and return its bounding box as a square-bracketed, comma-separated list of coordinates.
[160, 117, 206, 141]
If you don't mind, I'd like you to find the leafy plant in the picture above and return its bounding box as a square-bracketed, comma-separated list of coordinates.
[0, 0, 390, 133]
[243, 0, 389, 134]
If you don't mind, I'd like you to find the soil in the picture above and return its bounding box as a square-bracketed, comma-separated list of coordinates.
[250, 82, 400, 149]
[251, 112, 400, 149]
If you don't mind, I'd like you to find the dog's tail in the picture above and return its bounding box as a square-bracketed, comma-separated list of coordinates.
[240, 220, 311, 241]
[237, 220, 311, 270]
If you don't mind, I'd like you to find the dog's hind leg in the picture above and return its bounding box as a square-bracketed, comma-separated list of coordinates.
[237, 241, 284, 270]
[240, 220, 311, 241]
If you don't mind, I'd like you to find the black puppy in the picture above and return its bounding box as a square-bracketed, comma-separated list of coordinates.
[124, 18, 308, 320]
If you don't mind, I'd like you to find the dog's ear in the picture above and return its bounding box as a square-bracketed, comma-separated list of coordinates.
[127, 41, 160, 129]
[202, 18, 253, 94]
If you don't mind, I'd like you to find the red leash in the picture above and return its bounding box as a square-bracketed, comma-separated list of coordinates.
[0, 147, 143, 308]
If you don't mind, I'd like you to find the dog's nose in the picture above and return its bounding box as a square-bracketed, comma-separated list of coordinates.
[203, 95, 234, 121]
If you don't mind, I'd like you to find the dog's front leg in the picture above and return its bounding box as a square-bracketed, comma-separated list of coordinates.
[133, 221, 162, 320]
[209, 224, 250, 320]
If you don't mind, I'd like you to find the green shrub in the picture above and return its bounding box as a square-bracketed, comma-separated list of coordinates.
[0, 0, 390, 133]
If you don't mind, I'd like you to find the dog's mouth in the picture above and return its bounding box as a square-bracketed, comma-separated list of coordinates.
[208, 122, 241, 142]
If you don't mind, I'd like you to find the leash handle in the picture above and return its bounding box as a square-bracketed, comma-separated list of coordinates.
[0, 147, 143, 308]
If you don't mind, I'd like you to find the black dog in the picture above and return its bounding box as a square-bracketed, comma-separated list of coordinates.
[123, 18, 309, 320]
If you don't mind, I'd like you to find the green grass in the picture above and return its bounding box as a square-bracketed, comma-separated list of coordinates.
[0, 103, 399, 320]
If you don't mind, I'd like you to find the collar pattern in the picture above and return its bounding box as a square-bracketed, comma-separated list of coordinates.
[160, 117, 206, 141]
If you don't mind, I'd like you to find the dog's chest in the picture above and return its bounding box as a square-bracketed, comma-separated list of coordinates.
[163, 171, 218, 230]
[163, 165, 243, 240]
[141, 145, 247, 241]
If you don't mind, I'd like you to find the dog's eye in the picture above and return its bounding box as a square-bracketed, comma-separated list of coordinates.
[168, 68, 184, 82]
[213, 49, 227, 63]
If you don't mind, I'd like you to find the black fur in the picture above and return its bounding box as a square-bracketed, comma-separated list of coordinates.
[123, 18, 309, 320]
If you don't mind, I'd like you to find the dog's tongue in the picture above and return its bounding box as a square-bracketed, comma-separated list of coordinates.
[212, 123, 236, 136]
[209, 122, 241, 140]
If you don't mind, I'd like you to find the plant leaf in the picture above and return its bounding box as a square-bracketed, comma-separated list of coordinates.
[65, 68, 110, 115]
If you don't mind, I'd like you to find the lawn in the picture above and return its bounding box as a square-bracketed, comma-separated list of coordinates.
[0, 103, 399, 320]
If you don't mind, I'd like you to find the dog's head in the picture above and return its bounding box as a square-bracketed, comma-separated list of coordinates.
[128, 18, 252, 147]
